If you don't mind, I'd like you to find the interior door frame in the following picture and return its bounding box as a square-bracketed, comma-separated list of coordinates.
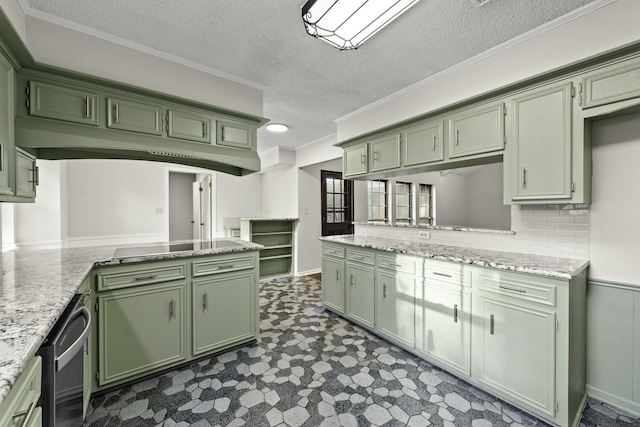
[164, 166, 215, 242]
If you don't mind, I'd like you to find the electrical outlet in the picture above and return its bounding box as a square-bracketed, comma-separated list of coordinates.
[418, 231, 430, 239]
[155, 208, 163, 215]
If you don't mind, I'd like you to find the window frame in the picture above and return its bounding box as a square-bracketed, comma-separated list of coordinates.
[367, 179, 388, 222]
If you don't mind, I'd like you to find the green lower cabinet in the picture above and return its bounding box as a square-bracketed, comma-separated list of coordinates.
[82, 284, 93, 419]
[376, 269, 415, 348]
[322, 256, 345, 314]
[97, 281, 187, 386]
[0, 356, 42, 427]
[416, 284, 471, 378]
[345, 261, 376, 329]
[475, 295, 557, 418]
[192, 271, 257, 356]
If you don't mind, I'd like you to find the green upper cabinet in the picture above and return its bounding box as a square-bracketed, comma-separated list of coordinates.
[97, 281, 187, 386]
[581, 55, 640, 109]
[28, 80, 99, 126]
[167, 108, 212, 143]
[343, 143, 368, 177]
[14, 148, 37, 200]
[369, 134, 401, 173]
[192, 270, 256, 356]
[107, 97, 163, 136]
[401, 120, 444, 167]
[217, 119, 254, 150]
[447, 102, 505, 159]
[509, 82, 573, 202]
[0, 51, 14, 196]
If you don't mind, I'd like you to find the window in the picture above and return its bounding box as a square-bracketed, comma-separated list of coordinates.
[367, 180, 387, 222]
[321, 170, 354, 236]
[395, 181, 412, 224]
[418, 183, 433, 225]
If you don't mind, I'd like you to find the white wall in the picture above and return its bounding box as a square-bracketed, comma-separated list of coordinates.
[215, 172, 263, 236]
[336, 0, 640, 142]
[0, 0, 26, 41]
[261, 167, 298, 218]
[168, 172, 195, 241]
[589, 113, 640, 284]
[466, 164, 511, 230]
[297, 158, 342, 275]
[65, 160, 166, 245]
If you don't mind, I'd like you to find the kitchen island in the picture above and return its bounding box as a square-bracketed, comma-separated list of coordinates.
[0, 238, 263, 408]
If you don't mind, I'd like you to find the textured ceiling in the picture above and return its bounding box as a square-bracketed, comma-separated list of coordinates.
[22, 0, 598, 153]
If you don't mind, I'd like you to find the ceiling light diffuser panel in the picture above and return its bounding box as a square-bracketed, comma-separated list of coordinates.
[302, 0, 421, 50]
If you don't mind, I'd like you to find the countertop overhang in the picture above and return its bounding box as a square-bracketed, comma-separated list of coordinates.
[319, 234, 589, 280]
[0, 238, 263, 406]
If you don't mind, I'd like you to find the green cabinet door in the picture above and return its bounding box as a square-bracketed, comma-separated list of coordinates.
[401, 120, 444, 167]
[193, 271, 256, 356]
[510, 83, 572, 201]
[416, 284, 471, 377]
[82, 287, 93, 419]
[448, 102, 505, 159]
[167, 108, 211, 143]
[14, 148, 36, 199]
[322, 256, 345, 314]
[107, 97, 163, 135]
[582, 55, 640, 109]
[217, 119, 254, 150]
[0, 52, 14, 196]
[369, 134, 401, 173]
[98, 281, 187, 386]
[343, 143, 368, 177]
[346, 262, 375, 329]
[28, 80, 99, 126]
[476, 295, 556, 418]
[376, 270, 415, 348]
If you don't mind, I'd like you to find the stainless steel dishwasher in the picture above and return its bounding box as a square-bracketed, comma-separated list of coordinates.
[37, 294, 91, 427]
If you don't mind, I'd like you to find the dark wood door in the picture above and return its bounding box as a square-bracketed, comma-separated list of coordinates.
[321, 170, 354, 236]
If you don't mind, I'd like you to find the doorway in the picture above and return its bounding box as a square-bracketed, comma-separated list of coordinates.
[168, 171, 213, 241]
[321, 170, 354, 236]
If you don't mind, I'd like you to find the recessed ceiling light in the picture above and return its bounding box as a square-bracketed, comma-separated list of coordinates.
[267, 123, 289, 132]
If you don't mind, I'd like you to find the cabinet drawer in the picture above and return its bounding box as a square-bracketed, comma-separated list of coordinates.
[167, 108, 211, 143]
[424, 259, 471, 288]
[478, 271, 557, 307]
[346, 249, 375, 265]
[29, 80, 99, 126]
[377, 253, 417, 275]
[0, 356, 41, 427]
[192, 255, 255, 277]
[323, 244, 345, 259]
[106, 97, 163, 136]
[97, 263, 187, 291]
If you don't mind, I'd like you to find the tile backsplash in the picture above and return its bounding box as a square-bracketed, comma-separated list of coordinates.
[354, 205, 590, 260]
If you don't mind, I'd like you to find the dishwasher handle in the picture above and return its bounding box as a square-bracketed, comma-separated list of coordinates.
[55, 307, 91, 372]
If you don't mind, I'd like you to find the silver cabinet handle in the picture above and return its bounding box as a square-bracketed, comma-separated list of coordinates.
[454, 304, 458, 323]
[15, 399, 37, 427]
[114, 103, 119, 123]
[373, 151, 379, 162]
[350, 274, 354, 287]
[135, 275, 157, 281]
[433, 271, 452, 278]
[490, 314, 495, 335]
[29, 167, 39, 185]
[35, 166, 39, 186]
[455, 128, 460, 145]
[351, 255, 364, 260]
[202, 293, 208, 311]
[216, 264, 235, 270]
[169, 300, 175, 319]
[84, 97, 90, 118]
[383, 283, 387, 298]
[336, 270, 340, 281]
[522, 168, 527, 188]
[499, 284, 527, 294]
[360, 153, 366, 165]
[432, 134, 436, 151]
[202, 122, 206, 137]
[382, 262, 402, 268]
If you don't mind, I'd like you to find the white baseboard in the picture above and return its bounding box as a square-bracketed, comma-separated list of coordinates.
[587, 385, 640, 417]
[297, 268, 321, 277]
[64, 233, 166, 248]
[11, 240, 63, 249]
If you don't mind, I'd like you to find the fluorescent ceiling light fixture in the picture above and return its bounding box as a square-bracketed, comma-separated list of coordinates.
[266, 123, 289, 132]
[302, 0, 421, 50]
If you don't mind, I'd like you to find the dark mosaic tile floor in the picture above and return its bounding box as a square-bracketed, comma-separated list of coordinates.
[84, 276, 639, 427]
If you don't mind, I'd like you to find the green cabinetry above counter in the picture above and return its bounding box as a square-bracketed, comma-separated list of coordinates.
[447, 101, 505, 159]
[28, 80, 99, 126]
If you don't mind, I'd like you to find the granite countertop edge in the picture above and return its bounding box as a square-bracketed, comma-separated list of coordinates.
[0, 238, 263, 406]
[353, 221, 516, 235]
[319, 235, 589, 280]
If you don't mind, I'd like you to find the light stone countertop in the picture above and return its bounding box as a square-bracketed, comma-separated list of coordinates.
[353, 221, 516, 235]
[320, 235, 589, 279]
[240, 217, 299, 221]
[0, 238, 262, 406]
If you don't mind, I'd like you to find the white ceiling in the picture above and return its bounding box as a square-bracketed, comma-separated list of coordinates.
[21, 0, 598, 153]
